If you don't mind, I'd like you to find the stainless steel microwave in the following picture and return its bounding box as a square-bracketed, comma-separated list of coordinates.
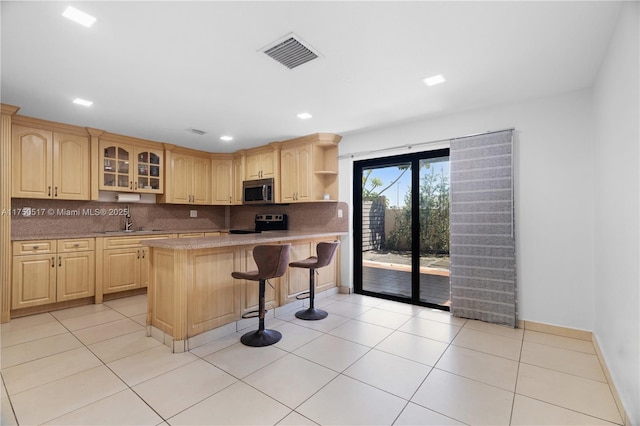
[242, 178, 275, 204]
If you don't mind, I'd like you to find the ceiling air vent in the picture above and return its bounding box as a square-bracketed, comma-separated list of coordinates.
[187, 128, 207, 136]
[261, 33, 320, 69]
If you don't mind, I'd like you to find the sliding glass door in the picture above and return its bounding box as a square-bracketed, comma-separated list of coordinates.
[354, 149, 450, 309]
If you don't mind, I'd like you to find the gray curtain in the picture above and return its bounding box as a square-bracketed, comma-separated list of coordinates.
[450, 130, 516, 327]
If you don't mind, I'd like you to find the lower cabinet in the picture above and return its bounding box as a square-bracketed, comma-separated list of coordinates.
[97, 234, 175, 300]
[12, 238, 95, 310]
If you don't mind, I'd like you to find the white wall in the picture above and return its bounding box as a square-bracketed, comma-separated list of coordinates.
[592, 3, 640, 424]
[339, 89, 597, 331]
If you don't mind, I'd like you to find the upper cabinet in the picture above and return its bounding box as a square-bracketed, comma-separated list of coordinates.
[280, 133, 341, 203]
[99, 139, 163, 194]
[211, 155, 233, 205]
[160, 147, 211, 205]
[12, 123, 90, 200]
[245, 146, 278, 180]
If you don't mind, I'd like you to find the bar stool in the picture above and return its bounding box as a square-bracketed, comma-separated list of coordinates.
[290, 240, 341, 320]
[231, 244, 290, 347]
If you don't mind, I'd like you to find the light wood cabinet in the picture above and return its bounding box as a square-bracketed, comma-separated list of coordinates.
[232, 155, 244, 205]
[245, 148, 276, 180]
[279, 134, 341, 203]
[99, 140, 163, 193]
[97, 234, 174, 298]
[162, 150, 211, 204]
[211, 156, 233, 205]
[12, 125, 90, 200]
[281, 237, 340, 305]
[12, 238, 95, 309]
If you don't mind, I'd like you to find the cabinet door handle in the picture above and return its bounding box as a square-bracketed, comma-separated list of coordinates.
[137, 250, 140, 259]
[229, 196, 232, 204]
[58, 256, 62, 267]
[130, 181, 133, 190]
[73, 243, 80, 248]
[48, 186, 51, 197]
[51, 257, 55, 267]
[134, 182, 138, 190]
[142, 249, 145, 259]
[54, 186, 58, 197]
[33, 245, 39, 250]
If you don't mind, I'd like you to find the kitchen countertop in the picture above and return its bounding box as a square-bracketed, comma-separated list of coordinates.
[143, 230, 347, 250]
[11, 229, 226, 241]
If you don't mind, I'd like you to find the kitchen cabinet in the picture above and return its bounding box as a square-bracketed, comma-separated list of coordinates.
[97, 234, 174, 300]
[162, 150, 211, 204]
[281, 143, 312, 203]
[280, 237, 340, 305]
[211, 156, 233, 205]
[279, 134, 341, 203]
[99, 140, 163, 193]
[12, 238, 95, 309]
[232, 155, 244, 205]
[245, 147, 276, 180]
[12, 125, 90, 200]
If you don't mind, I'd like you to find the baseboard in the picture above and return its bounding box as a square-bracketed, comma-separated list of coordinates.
[592, 334, 630, 426]
[520, 319, 629, 425]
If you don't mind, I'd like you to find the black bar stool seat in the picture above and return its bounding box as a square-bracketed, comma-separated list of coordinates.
[231, 244, 290, 346]
[289, 240, 340, 320]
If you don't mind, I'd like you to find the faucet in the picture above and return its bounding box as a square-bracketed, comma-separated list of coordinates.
[124, 206, 133, 231]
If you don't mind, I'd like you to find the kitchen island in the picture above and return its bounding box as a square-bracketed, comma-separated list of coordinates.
[144, 231, 346, 352]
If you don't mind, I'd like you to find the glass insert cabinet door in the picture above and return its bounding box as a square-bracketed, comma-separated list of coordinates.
[101, 144, 132, 190]
[135, 151, 162, 191]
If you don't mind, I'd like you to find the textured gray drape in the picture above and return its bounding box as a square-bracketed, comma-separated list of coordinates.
[450, 130, 516, 327]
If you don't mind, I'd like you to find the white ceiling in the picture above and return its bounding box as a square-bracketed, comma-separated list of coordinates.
[1, 1, 623, 153]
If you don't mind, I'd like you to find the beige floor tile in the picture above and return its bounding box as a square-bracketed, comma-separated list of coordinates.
[110, 301, 147, 317]
[376, 300, 425, 315]
[130, 313, 147, 326]
[168, 381, 291, 425]
[9, 365, 127, 425]
[511, 394, 620, 425]
[412, 368, 514, 425]
[2, 347, 102, 395]
[516, 363, 622, 424]
[104, 294, 147, 309]
[464, 319, 524, 339]
[0, 333, 82, 368]
[297, 375, 406, 425]
[524, 329, 596, 354]
[291, 312, 351, 332]
[376, 331, 448, 366]
[244, 354, 338, 409]
[355, 308, 413, 329]
[88, 330, 162, 363]
[188, 332, 241, 358]
[343, 294, 386, 307]
[394, 402, 465, 425]
[399, 317, 462, 343]
[277, 411, 317, 425]
[435, 345, 519, 391]
[328, 318, 394, 347]
[107, 345, 199, 386]
[343, 349, 431, 399]
[293, 334, 369, 372]
[47, 389, 163, 425]
[133, 359, 237, 419]
[0, 312, 57, 333]
[59, 309, 127, 331]
[72, 318, 144, 345]
[0, 320, 68, 348]
[272, 321, 324, 352]
[50, 303, 113, 321]
[1, 395, 17, 426]
[204, 342, 287, 378]
[521, 340, 606, 382]
[417, 308, 467, 327]
[321, 300, 373, 318]
[452, 327, 522, 360]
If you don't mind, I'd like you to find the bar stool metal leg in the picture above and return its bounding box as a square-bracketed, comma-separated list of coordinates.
[241, 278, 282, 347]
[295, 268, 328, 320]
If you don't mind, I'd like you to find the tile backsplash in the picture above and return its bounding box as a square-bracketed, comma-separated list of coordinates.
[11, 199, 349, 239]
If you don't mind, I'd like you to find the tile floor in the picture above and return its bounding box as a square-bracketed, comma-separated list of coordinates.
[0, 293, 624, 425]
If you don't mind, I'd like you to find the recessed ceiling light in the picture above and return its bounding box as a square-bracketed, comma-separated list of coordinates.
[220, 136, 234, 142]
[423, 74, 446, 86]
[73, 98, 93, 107]
[297, 112, 312, 120]
[62, 6, 96, 28]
